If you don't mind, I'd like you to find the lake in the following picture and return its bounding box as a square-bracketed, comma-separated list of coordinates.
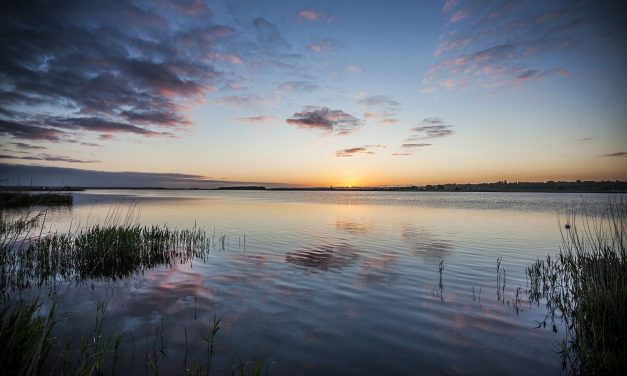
[4, 190, 615, 374]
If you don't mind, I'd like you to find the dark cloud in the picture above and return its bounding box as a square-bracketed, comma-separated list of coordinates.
[286, 106, 361, 135]
[0, 0, 265, 146]
[423, 0, 624, 92]
[599, 152, 627, 158]
[336, 145, 385, 157]
[0, 154, 98, 163]
[0, 163, 298, 188]
[410, 118, 455, 139]
[47, 117, 170, 137]
[358, 95, 400, 107]
[401, 143, 431, 149]
[0, 120, 65, 142]
[10, 143, 47, 150]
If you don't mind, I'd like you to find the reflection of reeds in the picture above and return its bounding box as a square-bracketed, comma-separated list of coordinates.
[527, 199, 627, 374]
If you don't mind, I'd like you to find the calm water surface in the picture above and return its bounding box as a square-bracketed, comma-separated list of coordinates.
[20, 191, 616, 374]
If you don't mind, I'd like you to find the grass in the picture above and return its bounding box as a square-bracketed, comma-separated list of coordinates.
[0, 211, 227, 293]
[0, 209, 264, 375]
[527, 199, 627, 374]
[0, 192, 72, 208]
[0, 300, 57, 375]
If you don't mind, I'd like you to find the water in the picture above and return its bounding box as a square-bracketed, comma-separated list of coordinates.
[6, 191, 616, 374]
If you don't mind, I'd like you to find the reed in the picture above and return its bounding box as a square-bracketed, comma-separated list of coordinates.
[0, 215, 224, 293]
[0, 300, 57, 375]
[527, 199, 627, 374]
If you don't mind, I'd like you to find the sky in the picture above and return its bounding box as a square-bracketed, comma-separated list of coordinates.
[0, 0, 626, 187]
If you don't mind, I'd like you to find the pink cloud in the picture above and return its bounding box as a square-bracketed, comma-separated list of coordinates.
[298, 9, 334, 22]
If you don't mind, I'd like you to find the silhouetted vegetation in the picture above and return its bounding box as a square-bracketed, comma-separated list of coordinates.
[527, 199, 627, 374]
[0, 192, 72, 208]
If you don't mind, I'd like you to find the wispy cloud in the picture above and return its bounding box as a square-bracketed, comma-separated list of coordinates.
[599, 152, 627, 158]
[346, 65, 363, 74]
[410, 118, 454, 139]
[0, 153, 98, 163]
[306, 38, 340, 53]
[277, 81, 320, 92]
[358, 95, 401, 107]
[234, 115, 278, 125]
[286, 106, 361, 135]
[363, 111, 399, 125]
[298, 9, 334, 22]
[0, 120, 65, 142]
[359, 95, 400, 125]
[9, 143, 47, 150]
[253, 17, 290, 48]
[214, 95, 277, 108]
[401, 143, 431, 149]
[336, 145, 386, 157]
[422, 0, 621, 93]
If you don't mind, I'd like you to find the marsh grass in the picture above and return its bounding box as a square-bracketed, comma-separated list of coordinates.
[527, 199, 627, 374]
[0, 192, 72, 208]
[0, 299, 57, 375]
[0, 210, 225, 293]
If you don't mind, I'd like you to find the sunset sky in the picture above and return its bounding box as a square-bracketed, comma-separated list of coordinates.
[1, 0, 626, 187]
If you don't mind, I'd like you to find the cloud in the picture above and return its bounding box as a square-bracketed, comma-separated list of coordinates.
[336, 144, 386, 157]
[0, 120, 65, 142]
[363, 111, 399, 125]
[0, 153, 98, 163]
[298, 9, 334, 22]
[0, 163, 297, 188]
[277, 81, 320, 92]
[379, 118, 400, 125]
[253, 17, 290, 48]
[346, 65, 363, 74]
[306, 38, 340, 53]
[451, 9, 470, 23]
[214, 94, 276, 107]
[9, 142, 47, 150]
[423, 0, 621, 93]
[0, 1, 302, 148]
[286, 106, 361, 135]
[234, 115, 278, 125]
[358, 95, 401, 107]
[443, 0, 460, 13]
[401, 143, 431, 149]
[599, 152, 627, 158]
[410, 118, 455, 139]
[392, 152, 413, 156]
[46, 117, 171, 137]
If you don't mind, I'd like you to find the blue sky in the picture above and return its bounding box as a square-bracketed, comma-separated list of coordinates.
[0, 0, 626, 186]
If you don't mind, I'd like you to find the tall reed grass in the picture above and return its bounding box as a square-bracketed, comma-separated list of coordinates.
[527, 199, 626, 374]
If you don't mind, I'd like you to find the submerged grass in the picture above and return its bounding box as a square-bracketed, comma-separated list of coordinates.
[0, 192, 72, 208]
[527, 199, 627, 374]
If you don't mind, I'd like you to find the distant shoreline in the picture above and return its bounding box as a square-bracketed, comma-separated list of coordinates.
[2, 180, 626, 193]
